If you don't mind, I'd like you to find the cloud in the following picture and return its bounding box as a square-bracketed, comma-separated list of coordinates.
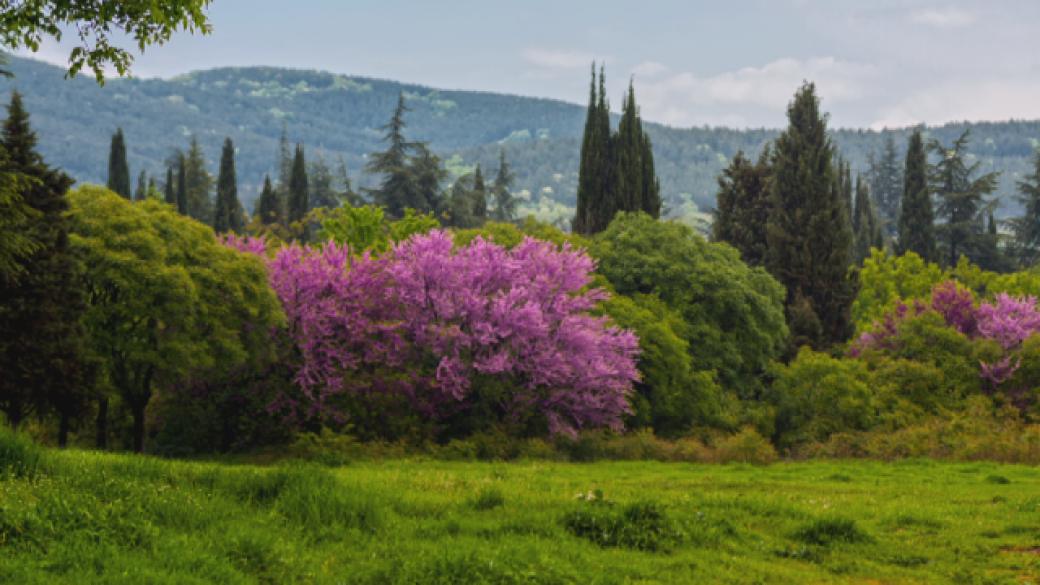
[631, 61, 670, 79]
[871, 77, 1040, 130]
[632, 57, 878, 127]
[911, 6, 974, 29]
[521, 49, 606, 77]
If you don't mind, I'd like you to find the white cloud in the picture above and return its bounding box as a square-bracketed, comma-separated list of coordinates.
[911, 6, 974, 29]
[521, 49, 607, 76]
[633, 57, 878, 127]
[631, 61, 670, 79]
[871, 77, 1040, 130]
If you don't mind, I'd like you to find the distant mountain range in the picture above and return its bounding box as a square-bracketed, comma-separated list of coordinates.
[2, 56, 1038, 226]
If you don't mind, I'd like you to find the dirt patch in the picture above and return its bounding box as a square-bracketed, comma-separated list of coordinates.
[1000, 547, 1040, 555]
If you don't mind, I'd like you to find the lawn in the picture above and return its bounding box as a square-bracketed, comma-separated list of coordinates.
[2, 435, 1040, 584]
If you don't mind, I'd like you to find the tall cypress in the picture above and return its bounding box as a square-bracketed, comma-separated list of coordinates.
[640, 125, 662, 219]
[254, 174, 280, 225]
[573, 64, 613, 236]
[765, 82, 858, 350]
[0, 91, 95, 443]
[164, 165, 176, 207]
[897, 129, 935, 261]
[182, 135, 214, 223]
[711, 147, 773, 268]
[213, 137, 243, 234]
[133, 169, 147, 202]
[287, 143, 309, 238]
[176, 155, 188, 216]
[852, 174, 877, 265]
[612, 82, 643, 215]
[490, 148, 518, 223]
[106, 127, 130, 199]
[471, 164, 487, 223]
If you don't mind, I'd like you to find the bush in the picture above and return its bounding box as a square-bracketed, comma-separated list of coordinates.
[715, 426, 777, 465]
[0, 428, 42, 479]
[562, 491, 682, 552]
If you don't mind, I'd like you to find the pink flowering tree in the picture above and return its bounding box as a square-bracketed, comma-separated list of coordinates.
[220, 230, 640, 439]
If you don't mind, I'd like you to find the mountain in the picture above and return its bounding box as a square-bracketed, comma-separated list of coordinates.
[2, 56, 1038, 226]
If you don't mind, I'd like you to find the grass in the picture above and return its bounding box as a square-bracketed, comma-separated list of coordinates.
[3, 432, 1040, 583]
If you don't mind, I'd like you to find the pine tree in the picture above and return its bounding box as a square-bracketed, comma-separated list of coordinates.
[0, 91, 95, 443]
[930, 130, 1000, 268]
[1008, 148, 1040, 266]
[897, 129, 935, 261]
[573, 64, 613, 236]
[254, 174, 280, 225]
[213, 137, 243, 234]
[852, 174, 878, 265]
[363, 93, 423, 219]
[490, 148, 518, 223]
[334, 155, 363, 207]
[765, 82, 858, 349]
[711, 147, 773, 268]
[181, 135, 214, 223]
[287, 143, 309, 239]
[412, 144, 448, 216]
[308, 151, 337, 210]
[869, 134, 903, 236]
[175, 154, 188, 216]
[106, 127, 130, 199]
[471, 164, 487, 223]
[164, 165, 176, 207]
[978, 212, 1006, 273]
[133, 169, 147, 201]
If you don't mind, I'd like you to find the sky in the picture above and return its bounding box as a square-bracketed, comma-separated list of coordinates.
[18, 0, 1040, 130]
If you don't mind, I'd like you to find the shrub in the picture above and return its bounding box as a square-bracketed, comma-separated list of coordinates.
[471, 485, 505, 511]
[0, 427, 42, 479]
[794, 517, 873, 546]
[715, 426, 777, 465]
[562, 491, 682, 552]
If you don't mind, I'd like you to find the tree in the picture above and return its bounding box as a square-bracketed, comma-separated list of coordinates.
[363, 93, 424, 219]
[163, 165, 176, 207]
[106, 127, 130, 199]
[490, 148, 518, 223]
[437, 172, 477, 228]
[68, 185, 282, 453]
[287, 143, 309, 238]
[612, 82, 644, 217]
[898, 129, 936, 262]
[133, 169, 147, 202]
[0, 162, 40, 283]
[931, 130, 1000, 268]
[181, 135, 213, 223]
[213, 137, 243, 234]
[411, 144, 449, 218]
[308, 151, 339, 210]
[711, 147, 773, 268]
[0, 90, 94, 443]
[334, 154, 363, 207]
[1008, 148, 1040, 266]
[765, 82, 858, 350]
[852, 174, 880, 266]
[640, 122, 662, 219]
[254, 174, 280, 226]
[869, 134, 903, 236]
[175, 153, 188, 215]
[592, 212, 788, 400]
[573, 64, 613, 236]
[470, 164, 487, 223]
[0, 0, 212, 82]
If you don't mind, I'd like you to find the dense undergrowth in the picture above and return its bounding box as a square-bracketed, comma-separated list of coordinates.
[3, 428, 1040, 584]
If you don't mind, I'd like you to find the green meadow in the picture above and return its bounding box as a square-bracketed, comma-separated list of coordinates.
[1, 433, 1039, 584]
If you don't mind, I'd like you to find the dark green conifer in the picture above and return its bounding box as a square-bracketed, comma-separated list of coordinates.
[133, 169, 147, 202]
[852, 174, 878, 265]
[640, 126, 661, 218]
[1008, 148, 1040, 267]
[254, 174, 280, 225]
[0, 91, 95, 443]
[213, 137, 243, 234]
[471, 164, 487, 223]
[164, 165, 175, 207]
[175, 155, 188, 216]
[287, 143, 309, 239]
[711, 147, 773, 268]
[491, 148, 518, 223]
[612, 81, 643, 215]
[106, 127, 130, 199]
[869, 134, 903, 236]
[930, 130, 1000, 268]
[898, 129, 936, 261]
[765, 82, 858, 350]
[573, 65, 613, 236]
[363, 93, 424, 219]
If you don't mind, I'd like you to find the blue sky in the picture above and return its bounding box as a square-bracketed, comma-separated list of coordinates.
[20, 0, 1040, 129]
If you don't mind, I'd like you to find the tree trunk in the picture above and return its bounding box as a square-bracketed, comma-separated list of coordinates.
[131, 399, 147, 455]
[7, 408, 23, 434]
[58, 410, 70, 448]
[96, 396, 108, 450]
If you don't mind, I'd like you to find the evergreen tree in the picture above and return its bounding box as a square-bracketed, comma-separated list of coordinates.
[133, 169, 147, 202]
[437, 172, 477, 228]
[613, 81, 643, 216]
[765, 82, 858, 350]
[164, 165, 175, 207]
[287, 143, 309, 238]
[978, 212, 1006, 273]
[490, 148, 518, 223]
[308, 151, 338, 210]
[254, 174, 280, 225]
[334, 155, 364, 207]
[930, 130, 1000, 268]
[471, 164, 487, 223]
[640, 125, 662, 219]
[213, 137, 243, 234]
[852, 174, 878, 265]
[412, 144, 448, 216]
[573, 64, 613, 236]
[106, 127, 130, 199]
[1008, 148, 1040, 267]
[869, 134, 903, 236]
[711, 147, 773, 268]
[835, 154, 852, 223]
[148, 176, 156, 198]
[897, 129, 936, 261]
[0, 91, 95, 443]
[175, 154, 188, 216]
[363, 93, 424, 219]
[182, 135, 213, 223]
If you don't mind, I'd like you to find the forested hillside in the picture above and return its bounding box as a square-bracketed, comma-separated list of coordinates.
[2, 56, 1038, 221]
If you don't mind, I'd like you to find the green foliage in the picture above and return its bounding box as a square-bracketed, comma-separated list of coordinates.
[573, 64, 613, 236]
[253, 174, 281, 226]
[868, 134, 903, 237]
[930, 130, 1001, 268]
[316, 204, 439, 254]
[1007, 147, 1040, 266]
[853, 249, 945, 330]
[591, 212, 788, 400]
[68, 185, 283, 453]
[897, 133, 936, 262]
[0, 426, 42, 479]
[711, 148, 772, 267]
[0, 164, 39, 282]
[767, 348, 875, 449]
[793, 517, 873, 546]
[213, 136, 244, 234]
[287, 143, 309, 238]
[562, 492, 682, 552]
[105, 127, 130, 199]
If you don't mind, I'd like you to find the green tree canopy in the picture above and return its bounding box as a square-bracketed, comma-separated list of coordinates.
[930, 130, 1000, 268]
[898, 129, 936, 262]
[711, 147, 773, 268]
[1008, 148, 1040, 267]
[213, 137, 244, 234]
[68, 185, 283, 453]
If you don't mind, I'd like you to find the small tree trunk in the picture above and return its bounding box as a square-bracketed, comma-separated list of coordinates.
[96, 396, 108, 450]
[8, 408, 23, 434]
[58, 411, 70, 448]
[131, 400, 147, 455]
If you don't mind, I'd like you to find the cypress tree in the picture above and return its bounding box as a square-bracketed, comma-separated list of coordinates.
[176, 155, 188, 216]
[1008, 148, 1040, 266]
[134, 169, 147, 202]
[0, 91, 95, 442]
[182, 135, 213, 223]
[765, 82, 858, 350]
[573, 64, 613, 236]
[490, 148, 518, 223]
[106, 127, 130, 199]
[930, 130, 1000, 268]
[471, 164, 487, 223]
[897, 129, 935, 261]
[213, 137, 243, 234]
[612, 81, 643, 216]
[164, 165, 176, 207]
[255, 174, 280, 225]
[711, 147, 773, 268]
[640, 125, 662, 218]
[869, 134, 903, 236]
[852, 174, 877, 265]
[287, 143, 309, 238]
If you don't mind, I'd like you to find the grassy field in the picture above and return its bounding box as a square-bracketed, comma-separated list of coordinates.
[2, 433, 1040, 584]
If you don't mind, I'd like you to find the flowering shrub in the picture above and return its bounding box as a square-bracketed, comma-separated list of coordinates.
[221, 230, 640, 439]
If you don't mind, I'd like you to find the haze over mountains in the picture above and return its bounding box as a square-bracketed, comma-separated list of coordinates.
[2, 56, 1038, 225]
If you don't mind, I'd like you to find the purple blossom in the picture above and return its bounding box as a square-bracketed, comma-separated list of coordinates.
[976, 293, 1040, 350]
